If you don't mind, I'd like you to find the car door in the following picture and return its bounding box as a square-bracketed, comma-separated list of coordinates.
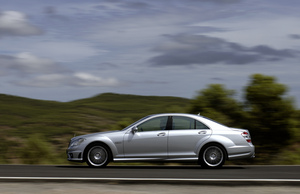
[168, 116, 212, 158]
[123, 116, 169, 158]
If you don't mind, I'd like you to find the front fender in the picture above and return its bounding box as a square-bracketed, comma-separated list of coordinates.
[85, 136, 120, 158]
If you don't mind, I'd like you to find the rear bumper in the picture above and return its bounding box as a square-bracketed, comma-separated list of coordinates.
[227, 145, 255, 160]
[228, 151, 255, 160]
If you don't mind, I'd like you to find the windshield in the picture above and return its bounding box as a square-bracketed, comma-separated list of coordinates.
[121, 115, 151, 131]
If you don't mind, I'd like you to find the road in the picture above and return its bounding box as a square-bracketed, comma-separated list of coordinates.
[0, 165, 299, 180]
[0, 165, 299, 194]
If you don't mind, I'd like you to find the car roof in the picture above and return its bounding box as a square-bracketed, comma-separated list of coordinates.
[148, 113, 228, 128]
[149, 113, 197, 117]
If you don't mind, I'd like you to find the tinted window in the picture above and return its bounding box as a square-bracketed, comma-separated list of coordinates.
[195, 120, 209, 129]
[172, 116, 209, 130]
[137, 116, 168, 132]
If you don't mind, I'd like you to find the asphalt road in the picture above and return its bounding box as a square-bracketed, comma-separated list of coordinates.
[1, 165, 299, 193]
[0, 165, 299, 180]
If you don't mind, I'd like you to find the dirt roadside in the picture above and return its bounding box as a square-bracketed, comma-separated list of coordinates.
[0, 183, 299, 194]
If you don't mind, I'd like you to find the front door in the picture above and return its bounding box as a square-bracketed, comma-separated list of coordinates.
[123, 116, 169, 158]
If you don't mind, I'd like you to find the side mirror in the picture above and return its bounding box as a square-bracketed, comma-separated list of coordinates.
[131, 126, 138, 134]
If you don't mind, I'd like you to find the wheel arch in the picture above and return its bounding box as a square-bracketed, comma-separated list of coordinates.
[83, 141, 113, 162]
[199, 142, 228, 160]
[198, 134, 237, 159]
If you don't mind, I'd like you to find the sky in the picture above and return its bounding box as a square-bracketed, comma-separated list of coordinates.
[1, 0, 300, 107]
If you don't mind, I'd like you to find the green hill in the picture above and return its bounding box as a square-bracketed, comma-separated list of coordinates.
[0, 93, 190, 164]
[1, 92, 299, 165]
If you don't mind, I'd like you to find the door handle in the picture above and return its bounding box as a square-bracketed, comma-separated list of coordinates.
[198, 131, 207, 134]
[157, 132, 166, 136]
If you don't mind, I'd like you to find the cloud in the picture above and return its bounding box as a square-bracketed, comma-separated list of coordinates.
[192, 26, 227, 33]
[73, 72, 120, 87]
[0, 52, 120, 88]
[195, 0, 241, 4]
[149, 34, 298, 66]
[43, 6, 70, 21]
[0, 52, 65, 75]
[27, 41, 103, 62]
[120, 2, 151, 9]
[289, 34, 300, 39]
[43, 6, 57, 15]
[16, 74, 71, 87]
[0, 11, 43, 37]
[94, 0, 152, 10]
[16, 72, 121, 88]
[96, 62, 118, 70]
[194, 14, 300, 49]
[211, 77, 225, 81]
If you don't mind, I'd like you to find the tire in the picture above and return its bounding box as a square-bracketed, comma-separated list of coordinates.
[85, 144, 111, 167]
[199, 144, 225, 168]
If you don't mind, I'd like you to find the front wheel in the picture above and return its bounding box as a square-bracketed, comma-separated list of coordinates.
[199, 144, 225, 168]
[85, 144, 111, 167]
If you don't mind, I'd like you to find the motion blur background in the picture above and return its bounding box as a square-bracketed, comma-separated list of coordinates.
[0, 0, 299, 165]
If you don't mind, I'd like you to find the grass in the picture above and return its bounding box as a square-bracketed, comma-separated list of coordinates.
[0, 92, 189, 164]
[1, 92, 299, 165]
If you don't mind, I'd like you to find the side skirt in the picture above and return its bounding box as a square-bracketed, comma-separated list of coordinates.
[113, 157, 199, 162]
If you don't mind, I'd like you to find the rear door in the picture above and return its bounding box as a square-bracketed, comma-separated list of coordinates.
[168, 116, 212, 158]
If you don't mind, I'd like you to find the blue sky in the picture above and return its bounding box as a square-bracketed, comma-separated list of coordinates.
[1, 0, 300, 106]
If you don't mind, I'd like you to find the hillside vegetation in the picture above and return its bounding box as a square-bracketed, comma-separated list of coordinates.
[1, 74, 299, 165]
[0, 93, 189, 164]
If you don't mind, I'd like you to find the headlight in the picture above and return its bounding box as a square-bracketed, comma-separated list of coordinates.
[69, 138, 85, 147]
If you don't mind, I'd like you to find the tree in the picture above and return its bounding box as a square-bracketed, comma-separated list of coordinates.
[189, 84, 245, 127]
[245, 74, 296, 151]
[188, 75, 298, 164]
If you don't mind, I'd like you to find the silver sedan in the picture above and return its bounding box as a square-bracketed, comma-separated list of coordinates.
[67, 113, 255, 168]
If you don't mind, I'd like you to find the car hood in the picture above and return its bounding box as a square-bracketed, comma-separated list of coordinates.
[71, 130, 120, 141]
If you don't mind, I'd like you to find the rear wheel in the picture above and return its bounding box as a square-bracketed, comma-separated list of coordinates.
[199, 144, 225, 168]
[85, 144, 110, 167]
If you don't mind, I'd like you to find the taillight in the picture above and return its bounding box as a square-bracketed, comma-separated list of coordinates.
[242, 131, 252, 143]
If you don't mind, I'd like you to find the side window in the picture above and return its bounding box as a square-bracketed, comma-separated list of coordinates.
[172, 116, 209, 130]
[195, 120, 209, 129]
[172, 116, 193, 130]
[137, 116, 168, 132]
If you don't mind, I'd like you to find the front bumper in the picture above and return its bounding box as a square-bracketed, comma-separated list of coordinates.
[66, 149, 84, 162]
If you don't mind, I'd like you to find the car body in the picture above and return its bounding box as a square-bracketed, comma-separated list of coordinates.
[67, 113, 255, 168]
